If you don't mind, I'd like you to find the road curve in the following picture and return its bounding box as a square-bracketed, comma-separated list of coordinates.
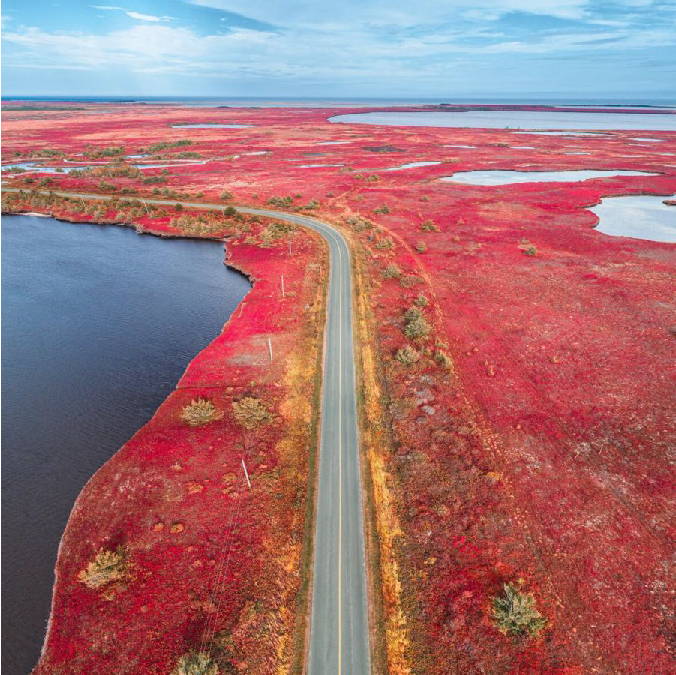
[3, 189, 371, 674]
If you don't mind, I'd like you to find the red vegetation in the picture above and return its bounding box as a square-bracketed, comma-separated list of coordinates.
[2, 102, 674, 673]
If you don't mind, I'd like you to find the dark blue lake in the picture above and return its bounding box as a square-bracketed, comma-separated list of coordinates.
[1, 215, 250, 674]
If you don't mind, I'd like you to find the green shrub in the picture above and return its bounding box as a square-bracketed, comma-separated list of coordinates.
[491, 583, 546, 638]
[375, 237, 394, 250]
[220, 191, 233, 201]
[415, 241, 427, 253]
[403, 312, 431, 339]
[382, 263, 402, 279]
[344, 215, 373, 231]
[404, 307, 422, 322]
[434, 350, 452, 369]
[395, 345, 420, 365]
[147, 139, 193, 153]
[267, 195, 294, 207]
[374, 204, 390, 214]
[259, 220, 295, 246]
[414, 294, 429, 307]
[172, 651, 218, 675]
[400, 274, 422, 288]
[232, 397, 271, 429]
[180, 398, 223, 426]
[88, 146, 125, 159]
[78, 547, 127, 589]
[420, 219, 439, 232]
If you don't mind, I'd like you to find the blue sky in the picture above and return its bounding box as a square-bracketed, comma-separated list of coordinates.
[2, 0, 675, 98]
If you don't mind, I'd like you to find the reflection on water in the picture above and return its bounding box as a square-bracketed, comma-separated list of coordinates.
[1, 215, 250, 674]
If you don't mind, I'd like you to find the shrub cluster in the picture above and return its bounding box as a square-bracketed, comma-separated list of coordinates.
[172, 651, 219, 675]
[382, 263, 402, 279]
[146, 139, 193, 153]
[232, 397, 271, 429]
[491, 583, 547, 638]
[180, 398, 223, 426]
[395, 345, 420, 365]
[78, 548, 128, 589]
[403, 306, 431, 339]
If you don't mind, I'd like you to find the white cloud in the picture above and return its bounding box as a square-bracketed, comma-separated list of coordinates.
[91, 5, 171, 22]
[188, 0, 591, 25]
[3, 1, 674, 89]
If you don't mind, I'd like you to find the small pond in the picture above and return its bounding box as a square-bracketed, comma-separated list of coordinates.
[590, 194, 676, 243]
[440, 169, 658, 186]
[385, 161, 441, 171]
[329, 110, 676, 131]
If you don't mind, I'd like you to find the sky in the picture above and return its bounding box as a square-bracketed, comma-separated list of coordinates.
[2, 0, 675, 99]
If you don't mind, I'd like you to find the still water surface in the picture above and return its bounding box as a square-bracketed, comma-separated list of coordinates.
[440, 169, 657, 186]
[591, 194, 676, 243]
[1, 215, 250, 674]
[330, 110, 676, 131]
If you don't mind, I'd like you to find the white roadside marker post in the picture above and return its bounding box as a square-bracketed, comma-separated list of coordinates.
[241, 458, 252, 490]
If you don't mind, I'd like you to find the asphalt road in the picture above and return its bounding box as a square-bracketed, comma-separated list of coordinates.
[3, 189, 371, 673]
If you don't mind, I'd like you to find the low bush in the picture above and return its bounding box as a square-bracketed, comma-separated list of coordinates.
[491, 583, 547, 638]
[375, 237, 394, 250]
[434, 349, 452, 369]
[403, 309, 431, 339]
[232, 397, 271, 429]
[383, 263, 402, 279]
[180, 398, 223, 426]
[395, 345, 420, 365]
[267, 195, 294, 207]
[172, 651, 218, 675]
[78, 548, 127, 589]
[87, 146, 125, 159]
[147, 139, 193, 153]
[344, 215, 373, 231]
[400, 274, 422, 288]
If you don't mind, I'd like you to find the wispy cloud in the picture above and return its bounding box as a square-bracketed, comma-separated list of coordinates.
[91, 5, 172, 22]
[2, 1, 675, 96]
